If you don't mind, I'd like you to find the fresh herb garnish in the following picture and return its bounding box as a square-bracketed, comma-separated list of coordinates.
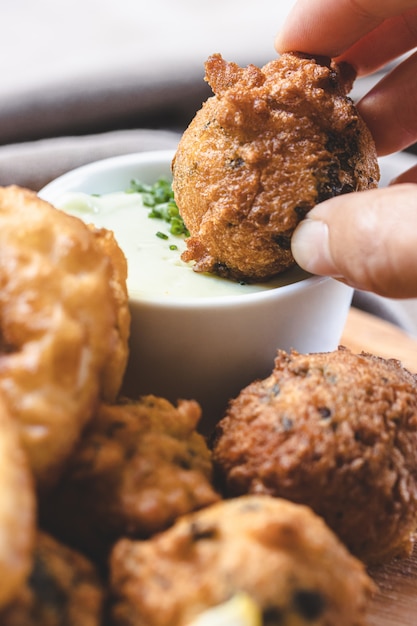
[127, 177, 190, 238]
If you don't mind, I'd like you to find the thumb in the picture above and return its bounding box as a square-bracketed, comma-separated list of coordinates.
[291, 184, 417, 298]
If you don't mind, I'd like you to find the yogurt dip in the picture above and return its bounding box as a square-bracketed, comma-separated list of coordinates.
[55, 189, 309, 301]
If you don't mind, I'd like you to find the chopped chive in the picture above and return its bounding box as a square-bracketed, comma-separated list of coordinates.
[126, 177, 189, 237]
[156, 231, 169, 240]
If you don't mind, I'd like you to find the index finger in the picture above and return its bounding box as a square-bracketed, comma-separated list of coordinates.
[275, 0, 417, 58]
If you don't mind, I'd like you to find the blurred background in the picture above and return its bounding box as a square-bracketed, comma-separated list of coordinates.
[1, 0, 288, 145]
[2, 0, 417, 333]
[0, 0, 395, 185]
[0, 0, 298, 190]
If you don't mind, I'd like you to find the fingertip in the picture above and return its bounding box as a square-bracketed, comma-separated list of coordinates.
[274, 30, 293, 55]
[293, 186, 417, 298]
[274, 23, 299, 55]
[291, 218, 342, 277]
[274, 32, 285, 54]
[274, 2, 313, 55]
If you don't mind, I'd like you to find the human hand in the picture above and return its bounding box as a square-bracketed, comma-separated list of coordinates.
[276, 0, 417, 156]
[275, 0, 417, 297]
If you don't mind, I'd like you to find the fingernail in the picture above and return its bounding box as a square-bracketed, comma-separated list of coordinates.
[291, 219, 340, 276]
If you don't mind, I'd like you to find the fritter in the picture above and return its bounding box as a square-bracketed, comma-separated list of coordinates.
[0, 394, 35, 610]
[0, 186, 130, 487]
[212, 347, 417, 564]
[109, 495, 374, 626]
[40, 395, 220, 564]
[172, 52, 379, 282]
[0, 531, 104, 626]
[89, 226, 130, 403]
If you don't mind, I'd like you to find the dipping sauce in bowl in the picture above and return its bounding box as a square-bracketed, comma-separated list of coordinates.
[40, 150, 353, 433]
[55, 188, 310, 301]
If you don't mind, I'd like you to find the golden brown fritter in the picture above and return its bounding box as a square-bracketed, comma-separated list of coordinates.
[109, 495, 374, 626]
[89, 226, 130, 404]
[0, 532, 104, 626]
[212, 347, 417, 564]
[40, 396, 220, 564]
[0, 186, 130, 488]
[0, 394, 35, 610]
[172, 52, 379, 282]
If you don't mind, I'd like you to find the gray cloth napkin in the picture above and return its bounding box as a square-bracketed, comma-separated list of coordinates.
[0, 0, 288, 145]
[0, 72, 210, 147]
[0, 128, 181, 191]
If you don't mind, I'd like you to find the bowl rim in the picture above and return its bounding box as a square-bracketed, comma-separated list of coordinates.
[39, 149, 331, 309]
[39, 149, 178, 198]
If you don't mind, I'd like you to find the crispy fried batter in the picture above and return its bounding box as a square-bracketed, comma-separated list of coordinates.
[172, 52, 379, 282]
[40, 396, 220, 564]
[109, 495, 374, 626]
[212, 347, 417, 564]
[89, 227, 130, 402]
[0, 186, 130, 487]
[0, 394, 35, 610]
[0, 532, 104, 626]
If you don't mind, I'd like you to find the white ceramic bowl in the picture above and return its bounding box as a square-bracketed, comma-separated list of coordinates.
[40, 150, 353, 433]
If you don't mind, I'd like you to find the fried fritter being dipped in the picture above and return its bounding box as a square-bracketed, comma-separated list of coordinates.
[109, 495, 374, 626]
[0, 186, 130, 488]
[0, 531, 104, 626]
[172, 52, 379, 282]
[212, 347, 417, 564]
[40, 396, 220, 565]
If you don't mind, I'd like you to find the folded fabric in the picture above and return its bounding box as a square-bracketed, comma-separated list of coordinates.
[0, 1, 399, 148]
[0, 128, 181, 191]
[0, 71, 211, 146]
[1, 0, 290, 146]
[352, 291, 417, 335]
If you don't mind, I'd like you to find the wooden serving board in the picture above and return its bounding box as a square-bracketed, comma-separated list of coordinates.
[341, 308, 417, 625]
[342, 308, 417, 374]
[367, 547, 417, 626]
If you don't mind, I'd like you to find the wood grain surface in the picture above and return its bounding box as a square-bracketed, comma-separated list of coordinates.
[342, 307, 417, 374]
[341, 307, 417, 625]
[367, 544, 417, 626]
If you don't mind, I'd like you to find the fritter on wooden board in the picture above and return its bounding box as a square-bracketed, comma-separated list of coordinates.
[109, 495, 373, 626]
[40, 395, 219, 564]
[0, 186, 130, 487]
[0, 394, 35, 610]
[0, 532, 104, 626]
[212, 347, 417, 564]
